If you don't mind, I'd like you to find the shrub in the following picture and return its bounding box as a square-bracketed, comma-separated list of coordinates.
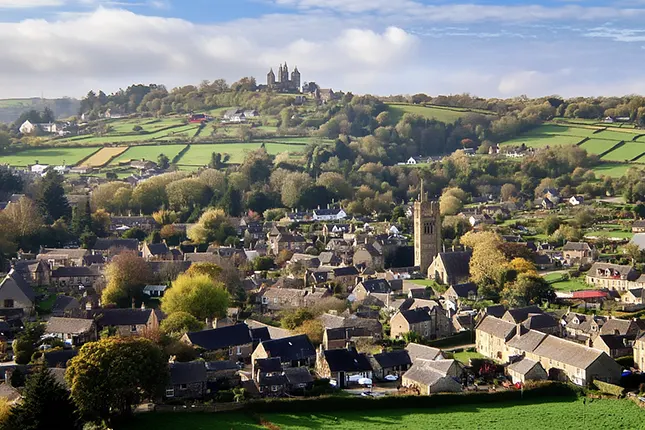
[593, 380, 625, 397]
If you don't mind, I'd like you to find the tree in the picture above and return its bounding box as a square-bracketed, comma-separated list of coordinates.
[157, 153, 170, 170]
[160, 311, 204, 336]
[91, 209, 111, 237]
[281, 308, 314, 330]
[296, 319, 323, 346]
[253, 256, 274, 271]
[90, 182, 132, 213]
[461, 231, 508, 295]
[439, 194, 463, 216]
[541, 215, 561, 235]
[219, 186, 242, 216]
[624, 242, 643, 263]
[12, 323, 44, 365]
[101, 251, 152, 306]
[1, 367, 79, 430]
[71, 200, 92, 236]
[36, 171, 71, 222]
[500, 183, 518, 202]
[501, 273, 555, 307]
[209, 153, 224, 169]
[66, 337, 168, 423]
[152, 210, 179, 226]
[2, 197, 43, 239]
[281, 172, 314, 208]
[187, 208, 236, 245]
[161, 273, 230, 321]
[185, 262, 223, 280]
[166, 178, 212, 211]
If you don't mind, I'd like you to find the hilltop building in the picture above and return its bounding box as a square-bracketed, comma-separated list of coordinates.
[267, 63, 301, 93]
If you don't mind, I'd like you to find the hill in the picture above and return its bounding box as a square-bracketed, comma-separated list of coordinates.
[0, 98, 80, 124]
[386, 103, 497, 124]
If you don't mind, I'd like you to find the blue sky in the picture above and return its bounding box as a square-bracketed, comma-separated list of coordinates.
[0, 0, 644, 98]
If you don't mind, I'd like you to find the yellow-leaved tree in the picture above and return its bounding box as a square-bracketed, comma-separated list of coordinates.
[161, 273, 229, 321]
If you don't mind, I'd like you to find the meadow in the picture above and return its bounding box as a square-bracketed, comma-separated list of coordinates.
[176, 142, 308, 166]
[386, 103, 494, 124]
[579, 139, 619, 155]
[0, 147, 98, 167]
[118, 398, 645, 430]
[79, 146, 128, 167]
[591, 163, 637, 178]
[110, 144, 188, 165]
[58, 124, 200, 145]
[600, 143, 645, 162]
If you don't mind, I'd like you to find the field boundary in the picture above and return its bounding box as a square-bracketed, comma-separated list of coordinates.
[598, 140, 625, 158]
[172, 144, 191, 164]
[73, 147, 102, 167]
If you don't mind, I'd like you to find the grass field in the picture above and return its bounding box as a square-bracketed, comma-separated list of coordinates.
[550, 278, 590, 292]
[594, 129, 642, 141]
[591, 163, 636, 178]
[386, 103, 494, 124]
[119, 398, 645, 430]
[176, 142, 308, 166]
[579, 138, 620, 155]
[585, 229, 634, 240]
[79, 146, 128, 167]
[110, 144, 188, 165]
[0, 147, 99, 167]
[601, 143, 645, 162]
[500, 124, 601, 149]
[59, 124, 199, 145]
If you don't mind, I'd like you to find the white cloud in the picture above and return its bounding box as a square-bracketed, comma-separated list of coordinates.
[0, 0, 64, 7]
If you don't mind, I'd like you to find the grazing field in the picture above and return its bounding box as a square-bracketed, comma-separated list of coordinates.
[79, 146, 128, 167]
[591, 163, 636, 178]
[176, 142, 308, 166]
[119, 398, 644, 430]
[110, 144, 188, 165]
[59, 124, 199, 145]
[594, 129, 642, 141]
[108, 118, 184, 134]
[579, 139, 619, 155]
[386, 103, 494, 124]
[0, 147, 98, 167]
[501, 134, 584, 149]
[601, 143, 645, 162]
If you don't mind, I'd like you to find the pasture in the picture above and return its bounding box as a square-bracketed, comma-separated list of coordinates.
[591, 163, 636, 178]
[79, 146, 128, 167]
[176, 142, 308, 166]
[0, 147, 98, 167]
[600, 143, 645, 162]
[110, 144, 188, 165]
[593, 129, 642, 141]
[499, 124, 599, 148]
[386, 103, 494, 124]
[59, 124, 200, 145]
[579, 139, 619, 155]
[118, 398, 644, 430]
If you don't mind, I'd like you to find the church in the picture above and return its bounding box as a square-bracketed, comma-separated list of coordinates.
[414, 181, 442, 276]
[267, 63, 301, 93]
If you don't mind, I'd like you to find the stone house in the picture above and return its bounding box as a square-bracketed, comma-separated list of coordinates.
[405, 343, 444, 362]
[331, 266, 360, 288]
[205, 360, 240, 391]
[142, 242, 174, 261]
[12, 260, 51, 287]
[428, 251, 471, 286]
[401, 359, 463, 394]
[353, 279, 392, 302]
[586, 262, 640, 291]
[181, 323, 255, 361]
[315, 347, 372, 389]
[591, 334, 633, 359]
[51, 266, 102, 289]
[166, 361, 208, 400]
[506, 358, 547, 384]
[91, 238, 139, 256]
[562, 242, 595, 266]
[0, 269, 36, 315]
[88, 307, 163, 338]
[36, 248, 88, 268]
[475, 316, 517, 361]
[322, 326, 374, 350]
[390, 306, 452, 340]
[632, 220, 645, 234]
[270, 233, 306, 256]
[45, 317, 96, 346]
[443, 283, 479, 308]
[506, 329, 548, 362]
[283, 367, 314, 393]
[599, 318, 645, 337]
[253, 357, 288, 397]
[369, 349, 412, 380]
[561, 312, 605, 341]
[634, 334, 645, 370]
[251, 335, 316, 374]
[352, 244, 384, 271]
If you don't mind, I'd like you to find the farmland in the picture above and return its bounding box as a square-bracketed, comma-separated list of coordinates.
[591, 163, 635, 178]
[579, 139, 619, 155]
[118, 398, 645, 430]
[110, 144, 188, 165]
[0, 147, 98, 167]
[500, 124, 597, 149]
[58, 123, 200, 145]
[600, 143, 645, 162]
[176, 142, 309, 166]
[386, 103, 495, 124]
[79, 147, 128, 167]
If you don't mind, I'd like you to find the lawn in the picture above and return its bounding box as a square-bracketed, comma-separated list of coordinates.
[119, 398, 645, 430]
[601, 143, 645, 162]
[451, 350, 484, 364]
[591, 163, 637, 178]
[0, 147, 99, 167]
[584, 230, 634, 240]
[386, 103, 494, 124]
[176, 142, 308, 166]
[110, 144, 188, 165]
[550, 278, 590, 292]
[579, 138, 620, 155]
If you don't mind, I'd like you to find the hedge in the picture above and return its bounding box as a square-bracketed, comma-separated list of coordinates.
[593, 380, 625, 397]
[243, 382, 580, 414]
[427, 331, 473, 348]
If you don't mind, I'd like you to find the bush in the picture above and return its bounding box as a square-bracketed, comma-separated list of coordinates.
[215, 390, 235, 403]
[616, 356, 634, 368]
[593, 380, 625, 397]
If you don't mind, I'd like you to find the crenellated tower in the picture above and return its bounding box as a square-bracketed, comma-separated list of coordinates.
[414, 180, 442, 276]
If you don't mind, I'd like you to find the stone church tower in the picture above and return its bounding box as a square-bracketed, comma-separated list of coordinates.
[414, 180, 441, 276]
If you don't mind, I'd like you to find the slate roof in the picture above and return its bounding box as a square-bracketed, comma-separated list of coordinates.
[483, 304, 506, 318]
[258, 373, 288, 386]
[588, 262, 638, 281]
[562, 242, 592, 251]
[205, 361, 239, 372]
[325, 326, 372, 341]
[405, 343, 443, 362]
[507, 358, 542, 375]
[399, 308, 432, 324]
[476, 316, 517, 340]
[88, 308, 157, 326]
[424, 359, 461, 375]
[1, 270, 36, 302]
[323, 348, 372, 372]
[438, 251, 471, 280]
[504, 306, 543, 323]
[597, 334, 631, 350]
[448, 283, 478, 299]
[333, 266, 359, 277]
[251, 327, 271, 343]
[522, 313, 558, 331]
[600, 318, 639, 336]
[260, 334, 316, 362]
[145, 242, 169, 255]
[255, 357, 283, 372]
[52, 266, 100, 277]
[360, 279, 391, 294]
[38, 248, 88, 260]
[507, 330, 548, 353]
[284, 367, 313, 385]
[170, 361, 207, 385]
[532, 335, 608, 369]
[184, 323, 252, 350]
[245, 319, 293, 340]
[402, 361, 449, 386]
[371, 349, 412, 369]
[83, 254, 106, 266]
[46, 317, 94, 334]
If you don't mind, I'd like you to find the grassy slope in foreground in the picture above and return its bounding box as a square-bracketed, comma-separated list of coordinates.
[118, 398, 643, 430]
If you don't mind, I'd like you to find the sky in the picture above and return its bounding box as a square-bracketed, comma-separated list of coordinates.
[0, 0, 644, 99]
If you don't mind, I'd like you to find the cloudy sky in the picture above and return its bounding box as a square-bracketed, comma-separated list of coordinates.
[0, 0, 644, 99]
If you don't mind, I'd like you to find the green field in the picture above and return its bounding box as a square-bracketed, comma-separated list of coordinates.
[500, 124, 600, 148]
[119, 398, 645, 430]
[59, 124, 199, 145]
[579, 138, 619, 155]
[591, 163, 636, 178]
[585, 229, 634, 240]
[601, 143, 645, 162]
[176, 142, 308, 166]
[108, 118, 184, 134]
[386, 103, 493, 124]
[110, 144, 188, 165]
[593, 129, 642, 142]
[0, 147, 98, 167]
[451, 350, 484, 364]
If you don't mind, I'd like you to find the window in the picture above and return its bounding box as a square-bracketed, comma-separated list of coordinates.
[271, 385, 279, 392]
[423, 222, 432, 235]
[3, 300, 13, 308]
[236, 346, 242, 355]
[131, 325, 137, 332]
[165, 388, 175, 397]
[179, 384, 187, 390]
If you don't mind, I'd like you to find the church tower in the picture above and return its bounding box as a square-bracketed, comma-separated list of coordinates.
[267, 68, 275, 88]
[414, 180, 441, 276]
[291, 66, 301, 92]
[278, 64, 284, 83]
[282, 62, 289, 83]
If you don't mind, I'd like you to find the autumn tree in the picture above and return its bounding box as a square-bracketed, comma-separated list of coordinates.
[66, 337, 168, 424]
[2, 197, 43, 239]
[90, 182, 132, 213]
[101, 251, 152, 306]
[187, 208, 236, 245]
[501, 273, 555, 307]
[152, 210, 179, 226]
[461, 231, 508, 296]
[500, 183, 518, 202]
[160, 311, 204, 336]
[281, 172, 313, 208]
[297, 319, 323, 346]
[166, 178, 212, 211]
[185, 262, 223, 280]
[161, 273, 229, 321]
[541, 215, 561, 235]
[439, 187, 467, 216]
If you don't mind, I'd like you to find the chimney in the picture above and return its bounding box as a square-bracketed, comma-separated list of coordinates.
[141, 302, 146, 311]
[205, 318, 212, 329]
[131, 297, 136, 309]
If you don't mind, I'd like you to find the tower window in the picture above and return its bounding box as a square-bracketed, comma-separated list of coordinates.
[423, 223, 433, 235]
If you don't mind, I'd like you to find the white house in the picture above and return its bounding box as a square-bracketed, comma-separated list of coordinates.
[569, 196, 584, 206]
[19, 120, 36, 134]
[388, 225, 400, 235]
[30, 164, 50, 175]
[40, 123, 58, 133]
[406, 157, 417, 165]
[19, 120, 57, 134]
[312, 208, 347, 221]
[53, 165, 70, 174]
